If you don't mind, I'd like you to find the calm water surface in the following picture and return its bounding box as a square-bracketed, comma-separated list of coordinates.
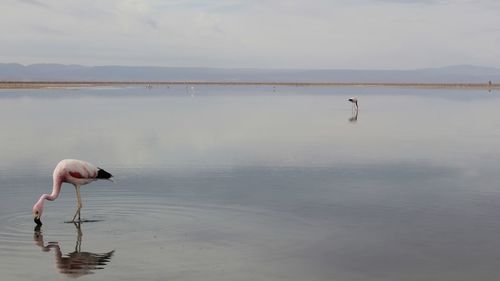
[1, 86, 500, 280]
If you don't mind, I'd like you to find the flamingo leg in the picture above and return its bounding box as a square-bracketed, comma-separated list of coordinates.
[71, 185, 83, 222]
[73, 222, 82, 252]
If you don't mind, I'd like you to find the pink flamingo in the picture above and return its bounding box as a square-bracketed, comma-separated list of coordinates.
[32, 159, 113, 226]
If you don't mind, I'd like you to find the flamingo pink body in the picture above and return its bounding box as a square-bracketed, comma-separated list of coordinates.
[33, 159, 112, 225]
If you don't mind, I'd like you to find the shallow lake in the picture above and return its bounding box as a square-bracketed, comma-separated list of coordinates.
[1, 85, 500, 280]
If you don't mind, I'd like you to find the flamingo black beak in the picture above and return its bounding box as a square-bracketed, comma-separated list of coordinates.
[34, 217, 42, 226]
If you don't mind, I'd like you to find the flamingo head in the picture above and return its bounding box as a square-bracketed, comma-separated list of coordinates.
[348, 97, 358, 107]
[33, 202, 44, 226]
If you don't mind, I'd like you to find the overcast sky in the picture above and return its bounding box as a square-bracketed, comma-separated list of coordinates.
[1, 0, 499, 69]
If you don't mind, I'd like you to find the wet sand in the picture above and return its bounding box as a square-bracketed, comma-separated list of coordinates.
[0, 81, 498, 90]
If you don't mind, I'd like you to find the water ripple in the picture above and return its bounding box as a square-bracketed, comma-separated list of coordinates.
[0, 194, 290, 254]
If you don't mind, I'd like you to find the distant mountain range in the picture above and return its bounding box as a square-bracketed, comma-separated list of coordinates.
[1, 63, 499, 83]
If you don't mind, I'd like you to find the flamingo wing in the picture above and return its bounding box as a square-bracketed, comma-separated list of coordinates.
[57, 159, 112, 184]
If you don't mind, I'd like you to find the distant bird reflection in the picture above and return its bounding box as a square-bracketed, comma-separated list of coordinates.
[349, 108, 358, 123]
[33, 222, 114, 278]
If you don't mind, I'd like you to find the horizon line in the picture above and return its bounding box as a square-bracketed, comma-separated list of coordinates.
[1, 81, 498, 90]
[2, 62, 500, 72]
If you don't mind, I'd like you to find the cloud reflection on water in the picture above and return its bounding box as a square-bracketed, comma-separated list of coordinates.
[1, 86, 500, 280]
[1, 86, 499, 175]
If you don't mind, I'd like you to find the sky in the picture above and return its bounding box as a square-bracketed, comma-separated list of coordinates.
[1, 0, 499, 69]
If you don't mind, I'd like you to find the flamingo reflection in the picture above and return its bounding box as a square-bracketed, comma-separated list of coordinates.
[33, 222, 114, 278]
[349, 109, 358, 123]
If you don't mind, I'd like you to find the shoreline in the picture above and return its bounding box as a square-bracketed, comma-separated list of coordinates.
[0, 81, 498, 90]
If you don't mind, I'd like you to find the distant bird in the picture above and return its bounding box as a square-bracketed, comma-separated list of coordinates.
[348, 97, 358, 110]
[32, 159, 113, 226]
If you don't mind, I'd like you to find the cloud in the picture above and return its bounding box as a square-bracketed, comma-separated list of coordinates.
[142, 17, 159, 29]
[372, 0, 443, 4]
[1, 0, 499, 69]
[18, 0, 50, 9]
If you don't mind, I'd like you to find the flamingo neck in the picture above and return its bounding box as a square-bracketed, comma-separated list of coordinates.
[37, 175, 63, 205]
[33, 174, 63, 217]
[46, 175, 63, 201]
